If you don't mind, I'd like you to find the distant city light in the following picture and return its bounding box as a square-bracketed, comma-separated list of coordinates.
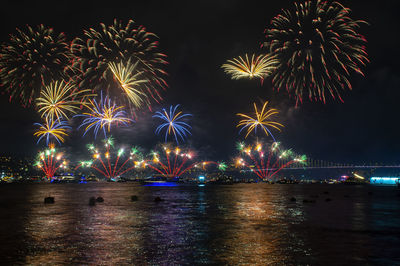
[370, 177, 400, 186]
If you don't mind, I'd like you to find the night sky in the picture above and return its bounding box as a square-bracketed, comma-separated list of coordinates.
[0, 0, 399, 164]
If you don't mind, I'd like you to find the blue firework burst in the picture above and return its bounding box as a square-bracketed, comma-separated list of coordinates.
[75, 92, 133, 139]
[153, 105, 192, 144]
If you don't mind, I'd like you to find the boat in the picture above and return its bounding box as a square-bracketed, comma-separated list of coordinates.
[140, 174, 179, 186]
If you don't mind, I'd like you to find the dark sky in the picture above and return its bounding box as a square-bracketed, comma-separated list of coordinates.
[0, 0, 399, 164]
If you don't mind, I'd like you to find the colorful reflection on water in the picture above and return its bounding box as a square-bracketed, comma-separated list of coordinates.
[0, 183, 399, 264]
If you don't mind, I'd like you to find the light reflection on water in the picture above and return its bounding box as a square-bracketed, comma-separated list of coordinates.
[0, 183, 399, 265]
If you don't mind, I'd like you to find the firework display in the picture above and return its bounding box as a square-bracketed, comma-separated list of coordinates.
[76, 93, 133, 138]
[71, 19, 168, 107]
[36, 80, 93, 121]
[78, 137, 144, 179]
[147, 145, 196, 178]
[108, 59, 149, 109]
[195, 161, 228, 171]
[237, 101, 283, 141]
[153, 105, 192, 144]
[263, 0, 368, 103]
[221, 54, 277, 80]
[0, 4, 371, 185]
[0, 25, 72, 106]
[235, 141, 306, 180]
[34, 118, 70, 145]
[35, 145, 67, 180]
[217, 161, 228, 171]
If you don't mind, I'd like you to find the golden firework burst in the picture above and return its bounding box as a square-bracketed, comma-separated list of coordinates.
[237, 101, 283, 140]
[36, 80, 93, 121]
[222, 54, 277, 80]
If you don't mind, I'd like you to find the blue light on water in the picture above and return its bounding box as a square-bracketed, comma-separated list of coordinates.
[370, 177, 400, 186]
[198, 184, 205, 187]
[143, 182, 178, 187]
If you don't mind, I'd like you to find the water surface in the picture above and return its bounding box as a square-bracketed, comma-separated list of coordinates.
[0, 183, 399, 265]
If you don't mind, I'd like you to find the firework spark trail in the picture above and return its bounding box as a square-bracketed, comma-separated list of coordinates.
[35, 146, 66, 180]
[71, 19, 168, 107]
[153, 105, 192, 144]
[222, 54, 277, 80]
[236, 142, 306, 180]
[263, 0, 369, 104]
[147, 146, 196, 177]
[36, 80, 94, 121]
[237, 101, 283, 141]
[34, 118, 70, 145]
[196, 161, 226, 170]
[81, 139, 145, 179]
[0, 25, 72, 106]
[108, 59, 149, 109]
[76, 92, 133, 139]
